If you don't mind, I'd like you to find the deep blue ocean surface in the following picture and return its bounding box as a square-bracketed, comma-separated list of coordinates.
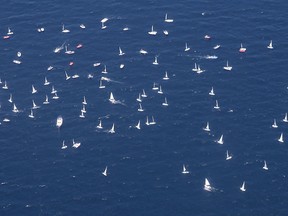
[1, 0, 288, 215]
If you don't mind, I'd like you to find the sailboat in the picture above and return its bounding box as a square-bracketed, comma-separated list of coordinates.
[217, 134, 224, 144]
[44, 77, 50, 85]
[43, 95, 50, 104]
[72, 139, 81, 148]
[239, 43, 246, 53]
[56, 116, 63, 128]
[163, 30, 169, 35]
[182, 165, 189, 174]
[8, 94, 13, 103]
[138, 103, 144, 112]
[28, 109, 35, 118]
[263, 160, 268, 170]
[153, 56, 159, 65]
[64, 45, 75, 55]
[52, 93, 59, 100]
[102, 65, 108, 74]
[223, 61, 232, 71]
[209, 87, 215, 96]
[97, 120, 103, 129]
[184, 43, 190, 52]
[99, 79, 105, 89]
[272, 119, 278, 128]
[164, 13, 174, 23]
[7, 27, 14, 35]
[32, 100, 40, 109]
[226, 150, 232, 160]
[203, 122, 210, 132]
[119, 47, 125, 56]
[82, 96, 87, 105]
[61, 141, 68, 149]
[12, 103, 19, 113]
[214, 100, 220, 110]
[267, 40, 273, 49]
[196, 65, 204, 74]
[101, 22, 107, 29]
[152, 82, 159, 90]
[240, 181, 246, 192]
[101, 18, 108, 29]
[135, 120, 141, 130]
[278, 132, 284, 143]
[65, 71, 71, 80]
[148, 25, 157, 35]
[109, 92, 116, 104]
[283, 113, 288, 122]
[163, 71, 169, 80]
[136, 93, 142, 102]
[145, 116, 150, 125]
[108, 123, 115, 133]
[162, 97, 169, 106]
[62, 24, 70, 33]
[32, 85, 37, 94]
[51, 86, 57, 94]
[102, 166, 108, 176]
[80, 24, 86, 29]
[150, 116, 156, 125]
[2, 81, 8, 89]
[79, 110, 85, 118]
[204, 178, 212, 192]
[141, 89, 147, 97]
[157, 85, 163, 94]
[192, 63, 198, 72]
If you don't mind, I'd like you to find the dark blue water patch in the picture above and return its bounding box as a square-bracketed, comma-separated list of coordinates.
[1, 0, 288, 215]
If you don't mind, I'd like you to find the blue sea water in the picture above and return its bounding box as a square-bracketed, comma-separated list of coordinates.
[0, 0, 288, 215]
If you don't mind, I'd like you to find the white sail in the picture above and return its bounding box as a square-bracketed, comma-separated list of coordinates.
[217, 135, 224, 144]
[182, 165, 189, 174]
[148, 25, 157, 35]
[203, 122, 210, 132]
[163, 71, 169, 80]
[223, 61, 232, 71]
[164, 13, 174, 23]
[119, 47, 125, 56]
[72, 139, 81, 148]
[226, 150, 232, 160]
[102, 166, 108, 176]
[272, 119, 278, 128]
[135, 120, 141, 130]
[263, 160, 268, 170]
[162, 97, 168, 106]
[267, 40, 273, 49]
[240, 181, 246, 192]
[209, 87, 215, 96]
[97, 120, 103, 129]
[108, 123, 115, 133]
[204, 178, 212, 191]
[283, 113, 288, 122]
[278, 133, 284, 143]
[109, 92, 116, 103]
[138, 103, 144, 112]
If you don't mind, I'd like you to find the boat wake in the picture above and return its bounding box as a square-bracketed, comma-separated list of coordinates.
[101, 77, 123, 84]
